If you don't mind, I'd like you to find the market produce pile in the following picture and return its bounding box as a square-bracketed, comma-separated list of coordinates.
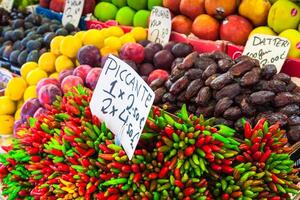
[150, 48, 300, 144]
[0, 84, 298, 199]
[0, 11, 79, 68]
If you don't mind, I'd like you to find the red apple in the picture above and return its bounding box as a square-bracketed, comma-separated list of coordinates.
[148, 69, 169, 85]
[220, 15, 253, 45]
[49, 0, 65, 13]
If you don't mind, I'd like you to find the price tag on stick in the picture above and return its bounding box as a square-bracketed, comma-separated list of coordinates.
[90, 55, 155, 160]
[243, 34, 291, 72]
[0, 0, 14, 12]
[62, 0, 84, 27]
[148, 6, 171, 45]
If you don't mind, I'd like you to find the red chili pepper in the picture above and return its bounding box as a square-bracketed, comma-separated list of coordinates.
[133, 173, 142, 183]
[164, 126, 174, 137]
[269, 123, 279, 133]
[184, 187, 195, 196]
[87, 185, 97, 194]
[18, 190, 28, 196]
[244, 121, 252, 139]
[222, 159, 232, 165]
[269, 197, 280, 200]
[202, 145, 212, 154]
[84, 149, 95, 157]
[174, 168, 181, 180]
[210, 145, 221, 152]
[69, 157, 79, 165]
[196, 137, 205, 148]
[252, 151, 261, 161]
[47, 178, 59, 184]
[107, 194, 119, 200]
[253, 118, 265, 131]
[210, 127, 217, 133]
[175, 180, 185, 189]
[158, 166, 169, 178]
[79, 173, 90, 182]
[243, 152, 253, 162]
[26, 147, 40, 155]
[222, 193, 230, 200]
[131, 164, 140, 173]
[99, 154, 114, 161]
[30, 187, 48, 196]
[75, 146, 87, 156]
[157, 152, 164, 163]
[99, 144, 111, 153]
[148, 172, 158, 180]
[251, 143, 260, 153]
[206, 153, 214, 162]
[211, 164, 222, 171]
[184, 146, 195, 157]
[222, 165, 234, 174]
[6, 158, 16, 166]
[205, 135, 212, 144]
[81, 159, 90, 168]
[31, 156, 42, 162]
[121, 165, 131, 173]
[100, 173, 114, 180]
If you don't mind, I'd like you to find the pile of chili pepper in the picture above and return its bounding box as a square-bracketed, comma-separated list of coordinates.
[0, 85, 298, 200]
[209, 119, 300, 200]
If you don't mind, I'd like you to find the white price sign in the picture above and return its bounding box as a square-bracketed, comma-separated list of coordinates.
[90, 55, 155, 160]
[62, 0, 84, 27]
[148, 6, 171, 45]
[0, 0, 14, 12]
[243, 34, 291, 72]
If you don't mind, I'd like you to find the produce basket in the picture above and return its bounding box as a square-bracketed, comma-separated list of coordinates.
[35, 6, 86, 30]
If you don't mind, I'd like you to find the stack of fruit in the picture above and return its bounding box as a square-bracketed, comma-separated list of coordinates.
[93, 0, 162, 27]
[0, 11, 79, 68]
[0, 84, 298, 199]
[167, 0, 300, 59]
[39, 0, 96, 15]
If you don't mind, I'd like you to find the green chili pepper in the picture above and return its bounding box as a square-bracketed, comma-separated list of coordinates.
[102, 178, 128, 186]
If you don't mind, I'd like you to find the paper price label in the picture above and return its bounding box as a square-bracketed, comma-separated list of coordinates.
[90, 55, 155, 160]
[0, 0, 14, 12]
[148, 6, 171, 45]
[243, 34, 291, 72]
[62, 0, 84, 27]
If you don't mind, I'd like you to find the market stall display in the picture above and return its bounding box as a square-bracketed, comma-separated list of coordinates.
[0, 1, 299, 199]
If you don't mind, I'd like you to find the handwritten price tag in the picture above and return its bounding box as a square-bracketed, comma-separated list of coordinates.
[90, 55, 155, 160]
[62, 0, 84, 27]
[243, 34, 291, 72]
[148, 6, 171, 45]
[0, 0, 14, 12]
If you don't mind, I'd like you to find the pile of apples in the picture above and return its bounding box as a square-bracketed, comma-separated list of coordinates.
[168, 0, 300, 59]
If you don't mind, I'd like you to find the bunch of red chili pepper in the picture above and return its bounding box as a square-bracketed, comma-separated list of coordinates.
[0, 85, 299, 200]
[209, 119, 300, 200]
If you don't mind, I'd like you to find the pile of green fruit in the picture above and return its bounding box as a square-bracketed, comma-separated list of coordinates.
[0, 85, 298, 199]
[94, 0, 162, 28]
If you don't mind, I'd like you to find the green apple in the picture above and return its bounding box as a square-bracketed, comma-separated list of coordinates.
[116, 7, 136, 25]
[127, 0, 147, 10]
[133, 10, 151, 28]
[248, 26, 277, 38]
[94, 2, 118, 22]
[112, 0, 127, 8]
[279, 29, 300, 58]
[148, 0, 162, 10]
[268, 0, 300, 33]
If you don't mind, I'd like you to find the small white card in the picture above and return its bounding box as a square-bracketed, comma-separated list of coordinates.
[243, 34, 291, 73]
[62, 0, 84, 27]
[90, 55, 155, 160]
[148, 6, 171, 45]
[0, 0, 14, 12]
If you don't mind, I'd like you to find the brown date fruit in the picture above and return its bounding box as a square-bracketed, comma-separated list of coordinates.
[215, 83, 241, 100]
[273, 73, 291, 83]
[249, 91, 275, 105]
[196, 102, 215, 117]
[170, 66, 185, 82]
[185, 68, 203, 80]
[185, 79, 203, 100]
[214, 97, 233, 117]
[177, 91, 187, 102]
[240, 68, 260, 87]
[170, 76, 190, 95]
[205, 74, 219, 86]
[223, 106, 242, 120]
[288, 115, 300, 126]
[214, 118, 234, 127]
[202, 63, 218, 79]
[177, 52, 198, 70]
[194, 56, 216, 70]
[210, 72, 233, 90]
[261, 64, 277, 79]
[196, 86, 211, 106]
[274, 92, 294, 107]
[229, 59, 256, 77]
[164, 79, 173, 90]
[162, 92, 176, 103]
[150, 78, 165, 90]
[287, 126, 300, 144]
[154, 87, 167, 104]
[240, 98, 256, 116]
[218, 59, 233, 72]
[210, 51, 231, 61]
[278, 104, 300, 116]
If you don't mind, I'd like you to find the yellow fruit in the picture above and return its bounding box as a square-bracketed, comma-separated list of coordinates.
[26, 68, 48, 85]
[100, 28, 110, 38]
[0, 115, 14, 135]
[239, 0, 271, 26]
[20, 62, 38, 79]
[130, 27, 147, 42]
[38, 52, 57, 73]
[104, 36, 122, 50]
[23, 85, 37, 101]
[120, 33, 136, 45]
[50, 36, 64, 55]
[100, 46, 119, 57]
[17, 100, 24, 109]
[55, 55, 75, 73]
[60, 36, 82, 58]
[74, 31, 86, 41]
[249, 26, 277, 38]
[107, 26, 125, 37]
[5, 77, 27, 101]
[49, 72, 59, 79]
[82, 29, 105, 49]
[15, 108, 21, 120]
[0, 96, 16, 115]
[76, 59, 80, 66]
[279, 29, 300, 58]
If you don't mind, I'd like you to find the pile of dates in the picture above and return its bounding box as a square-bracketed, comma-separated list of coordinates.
[151, 49, 300, 144]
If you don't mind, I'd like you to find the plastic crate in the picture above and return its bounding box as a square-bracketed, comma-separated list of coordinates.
[35, 6, 87, 30]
